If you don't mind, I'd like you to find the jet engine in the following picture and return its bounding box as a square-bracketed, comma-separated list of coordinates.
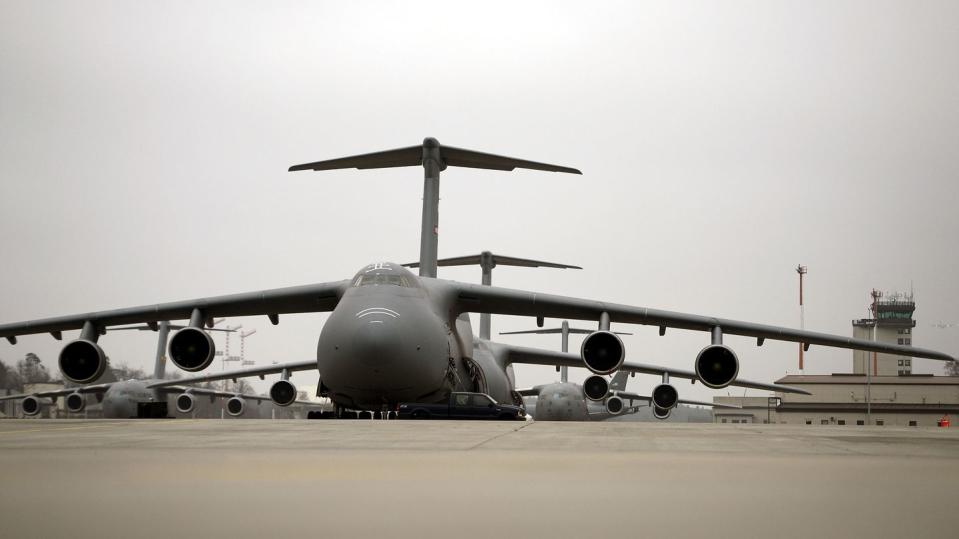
[168, 327, 216, 372]
[58, 339, 107, 384]
[65, 392, 85, 413]
[269, 380, 297, 407]
[605, 395, 624, 415]
[21, 395, 41, 416]
[582, 375, 609, 401]
[694, 344, 739, 389]
[580, 331, 625, 375]
[176, 393, 196, 414]
[653, 406, 671, 420]
[226, 396, 245, 417]
[651, 383, 679, 410]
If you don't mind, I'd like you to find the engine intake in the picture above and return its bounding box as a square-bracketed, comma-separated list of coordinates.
[168, 327, 216, 372]
[581, 331, 625, 375]
[652, 384, 678, 410]
[605, 395, 624, 415]
[21, 396, 41, 416]
[65, 392, 85, 413]
[694, 344, 739, 389]
[58, 339, 107, 384]
[226, 396, 245, 417]
[583, 375, 610, 401]
[653, 406, 671, 420]
[176, 393, 196, 414]
[270, 380, 297, 407]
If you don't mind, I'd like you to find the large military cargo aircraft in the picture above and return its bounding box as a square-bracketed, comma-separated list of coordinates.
[0, 322, 301, 418]
[1, 139, 953, 417]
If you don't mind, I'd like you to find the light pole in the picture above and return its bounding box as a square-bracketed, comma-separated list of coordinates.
[796, 265, 807, 373]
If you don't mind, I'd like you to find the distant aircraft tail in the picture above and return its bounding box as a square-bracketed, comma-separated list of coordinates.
[609, 371, 631, 392]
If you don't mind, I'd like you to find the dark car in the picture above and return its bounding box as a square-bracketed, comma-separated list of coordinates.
[397, 392, 526, 420]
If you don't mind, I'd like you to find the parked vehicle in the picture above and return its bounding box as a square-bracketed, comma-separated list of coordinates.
[397, 392, 526, 420]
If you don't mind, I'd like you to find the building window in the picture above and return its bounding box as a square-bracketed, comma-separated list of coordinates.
[721, 419, 727, 423]
[876, 420, 884, 426]
[821, 419, 829, 425]
[905, 359, 911, 366]
[905, 328, 911, 334]
[905, 338, 911, 345]
[897, 338, 904, 345]
[909, 420, 918, 427]
[805, 420, 812, 425]
[838, 420, 846, 425]
[898, 360, 904, 366]
[857, 420, 865, 426]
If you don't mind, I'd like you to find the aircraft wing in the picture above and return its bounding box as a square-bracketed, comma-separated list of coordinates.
[501, 343, 812, 394]
[614, 391, 742, 409]
[0, 383, 113, 401]
[452, 282, 956, 362]
[153, 385, 314, 405]
[0, 281, 350, 344]
[514, 388, 541, 397]
[146, 360, 318, 389]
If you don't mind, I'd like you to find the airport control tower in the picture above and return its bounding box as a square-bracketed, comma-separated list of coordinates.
[852, 290, 916, 376]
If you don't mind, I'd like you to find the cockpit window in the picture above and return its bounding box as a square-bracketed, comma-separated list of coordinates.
[352, 273, 412, 288]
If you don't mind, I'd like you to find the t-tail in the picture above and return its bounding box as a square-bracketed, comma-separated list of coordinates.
[289, 138, 581, 279]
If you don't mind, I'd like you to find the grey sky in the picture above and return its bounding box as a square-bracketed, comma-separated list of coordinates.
[1, 1, 957, 400]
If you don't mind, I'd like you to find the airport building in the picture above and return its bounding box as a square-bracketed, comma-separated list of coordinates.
[714, 375, 959, 426]
[715, 291, 959, 426]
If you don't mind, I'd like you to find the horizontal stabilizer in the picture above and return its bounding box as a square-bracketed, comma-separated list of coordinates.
[500, 328, 631, 336]
[289, 138, 582, 174]
[404, 252, 582, 270]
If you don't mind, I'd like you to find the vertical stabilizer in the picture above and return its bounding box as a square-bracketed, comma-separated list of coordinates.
[290, 139, 581, 280]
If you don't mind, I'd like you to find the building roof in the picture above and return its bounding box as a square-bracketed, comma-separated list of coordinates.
[775, 374, 959, 386]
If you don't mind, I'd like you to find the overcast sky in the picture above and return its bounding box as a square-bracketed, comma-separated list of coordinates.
[1, 1, 957, 400]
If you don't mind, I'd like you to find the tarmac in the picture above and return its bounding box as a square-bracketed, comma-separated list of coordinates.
[1, 419, 957, 538]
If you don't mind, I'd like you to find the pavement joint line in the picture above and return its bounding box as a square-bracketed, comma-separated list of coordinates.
[0, 419, 186, 436]
[463, 420, 534, 451]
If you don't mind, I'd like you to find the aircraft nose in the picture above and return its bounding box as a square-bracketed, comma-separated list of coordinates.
[352, 320, 404, 370]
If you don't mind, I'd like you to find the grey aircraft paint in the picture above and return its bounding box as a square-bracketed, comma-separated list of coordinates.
[2, 140, 955, 416]
[0, 322, 295, 419]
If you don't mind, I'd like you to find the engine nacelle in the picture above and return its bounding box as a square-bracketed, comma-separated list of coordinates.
[651, 383, 679, 410]
[21, 395, 41, 416]
[176, 393, 196, 414]
[653, 406, 672, 420]
[605, 395, 624, 415]
[226, 396, 245, 417]
[583, 375, 610, 401]
[58, 339, 107, 384]
[580, 331, 625, 375]
[269, 380, 297, 407]
[65, 392, 85, 413]
[168, 327, 216, 372]
[694, 344, 739, 389]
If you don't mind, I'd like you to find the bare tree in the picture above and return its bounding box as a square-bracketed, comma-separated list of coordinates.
[111, 362, 148, 381]
[17, 353, 51, 385]
[0, 359, 24, 391]
[946, 361, 959, 376]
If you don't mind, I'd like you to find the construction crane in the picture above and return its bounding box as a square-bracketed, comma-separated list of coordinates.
[239, 329, 257, 366]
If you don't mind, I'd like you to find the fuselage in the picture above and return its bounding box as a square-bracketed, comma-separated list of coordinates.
[315, 263, 516, 410]
[98, 379, 166, 418]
